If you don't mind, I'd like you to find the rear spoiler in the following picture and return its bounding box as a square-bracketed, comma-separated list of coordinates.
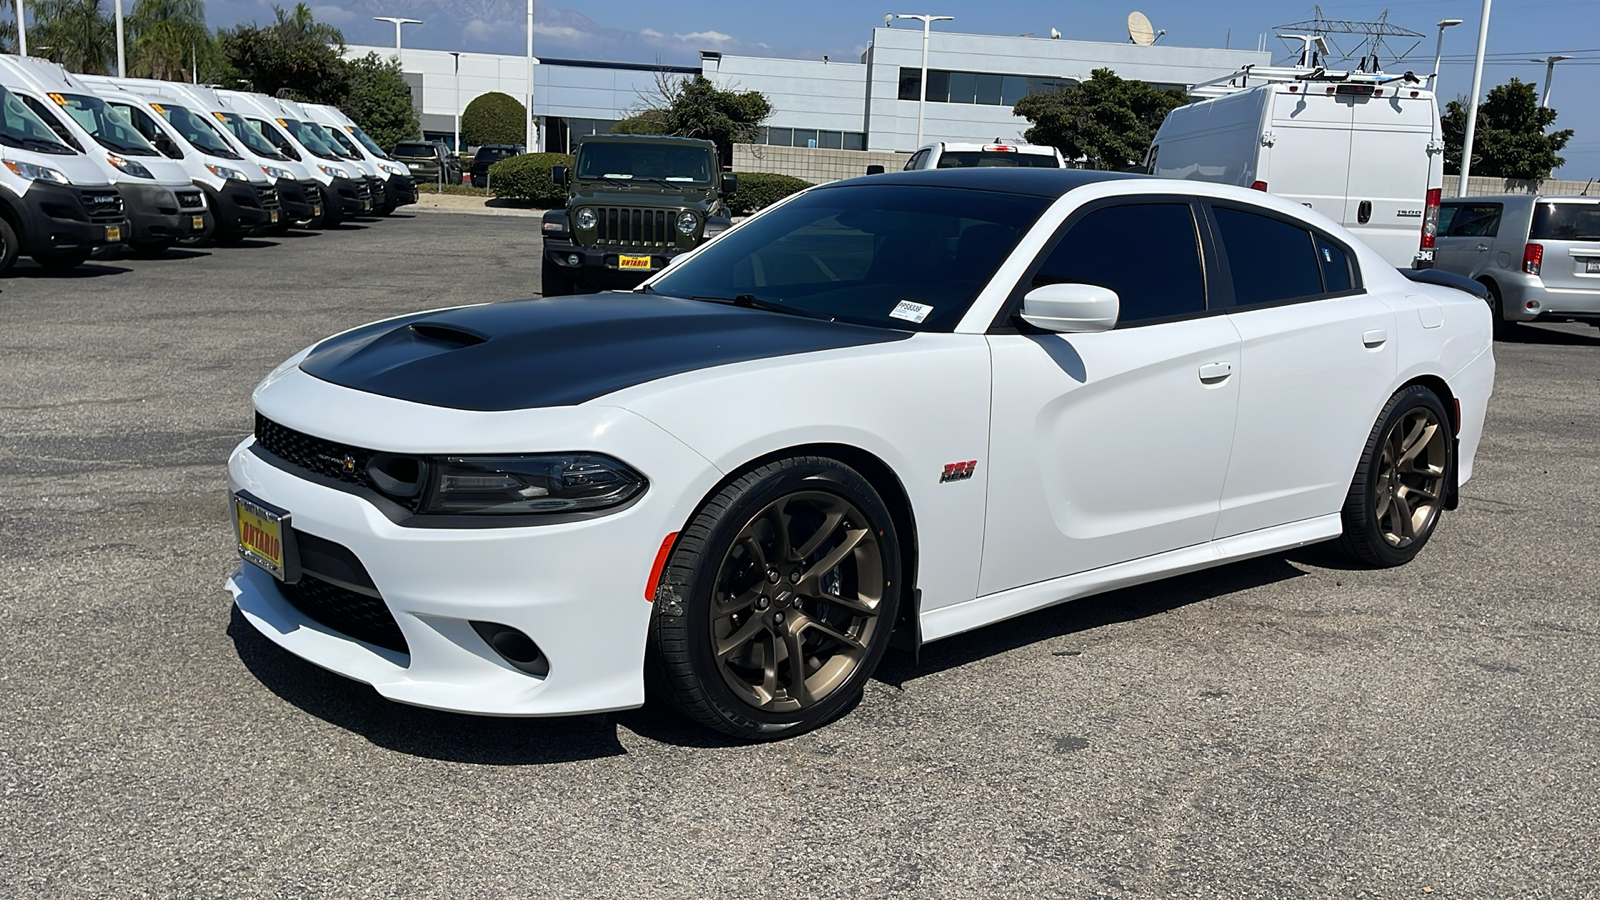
[1399, 267, 1489, 300]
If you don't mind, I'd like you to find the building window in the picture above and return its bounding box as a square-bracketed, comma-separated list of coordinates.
[898, 67, 1083, 107]
[750, 128, 868, 150]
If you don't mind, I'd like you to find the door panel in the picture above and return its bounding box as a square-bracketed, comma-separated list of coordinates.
[978, 319, 1241, 597]
[1266, 93, 1354, 223]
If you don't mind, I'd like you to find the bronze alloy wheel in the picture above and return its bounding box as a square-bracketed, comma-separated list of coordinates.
[1373, 405, 1449, 548]
[710, 491, 884, 712]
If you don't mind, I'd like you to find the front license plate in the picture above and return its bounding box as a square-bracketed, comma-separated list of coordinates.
[191, 216, 205, 231]
[234, 493, 288, 580]
[1585, 260, 1600, 274]
[270, 210, 280, 224]
[618, 254, 653, 271]
[312, 204, 323, 217]
[105, 224, 121, 242]
[362, 201, 372, 212]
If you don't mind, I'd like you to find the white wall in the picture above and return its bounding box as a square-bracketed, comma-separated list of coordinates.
[703, 54, 867, 134]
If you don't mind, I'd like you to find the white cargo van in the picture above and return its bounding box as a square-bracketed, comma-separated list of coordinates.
[302, 103, 417, 215]
[218, 90, 373, 225]
[78, 76, 282, 243]
[0, 80, 126, 271]
[1149, 65, 1443, 268]
[0, 55, 207, 253]
[277, 98, 387, 214]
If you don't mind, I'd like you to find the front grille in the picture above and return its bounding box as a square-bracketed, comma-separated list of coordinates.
[254, 413, 376, 491]
[277, 573, 408, 655]
[255, 186, 281, 212]
[80, 189, 123, 223]
[596, 207, 675, 247]
[176, 190, 205, 211]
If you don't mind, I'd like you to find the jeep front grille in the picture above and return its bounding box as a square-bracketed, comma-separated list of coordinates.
[596, 207, 675, 247]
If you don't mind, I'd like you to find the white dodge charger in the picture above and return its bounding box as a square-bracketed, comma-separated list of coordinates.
[228, 169, 1494, 740]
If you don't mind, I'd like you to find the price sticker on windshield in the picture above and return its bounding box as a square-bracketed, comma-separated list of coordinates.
[48, 92, 69, 105]
[889, 300, 933, 324]
[150, 102, 165, 114]
[213, 111, 228, 121]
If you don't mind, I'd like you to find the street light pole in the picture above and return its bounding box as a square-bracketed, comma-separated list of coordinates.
[1533, 55, 1572, 107]
[373, 16, 423, 53]
[14, 0, 26, 56]
[1458, 0, 1491, 196]
[1429, 18, 1462, 91]
[895, 13, 953, 148]
[114, 0, 125, 76]
[526, 0, 536, 152]
[449, 51, 462, 155]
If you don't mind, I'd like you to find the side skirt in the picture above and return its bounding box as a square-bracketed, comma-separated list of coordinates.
[919, 514, 1343, 644]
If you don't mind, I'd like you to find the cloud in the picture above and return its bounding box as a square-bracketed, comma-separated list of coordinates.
[671, 31, 733, 45]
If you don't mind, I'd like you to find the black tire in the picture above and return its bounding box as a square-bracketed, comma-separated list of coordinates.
[1481, 279, 1518, 341]
[321, 190, 344, 227]
[540, 260, 572, 297]
[0, 217, 20, 274]
[32, 249, 92, 271]
[1337, 385, 1454, 567]
[648, 456, 903, 740]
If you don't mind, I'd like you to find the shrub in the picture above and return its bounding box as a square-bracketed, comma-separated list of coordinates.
[462, 91, 527, 147]
[487, 152, 573, 207]
[725, 172, 811, 216]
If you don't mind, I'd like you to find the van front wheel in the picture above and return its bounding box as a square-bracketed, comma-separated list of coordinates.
[0, 218, 19, 274]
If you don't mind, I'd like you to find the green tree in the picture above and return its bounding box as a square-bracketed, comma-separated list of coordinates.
[127, 0, 214, 81]
[462, 91, 526, 146]
[1012, 68, 1188, 169]
[343, 52, 418, 152]
[1442, 77, 1573, 181]
[648, 74, 771, 161]
[26, 0, 114, 74]
[612, 109, 670, 136]
[219, 3, 346, 100]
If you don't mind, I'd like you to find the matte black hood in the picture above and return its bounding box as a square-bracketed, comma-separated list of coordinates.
[298, 293, 910, 411]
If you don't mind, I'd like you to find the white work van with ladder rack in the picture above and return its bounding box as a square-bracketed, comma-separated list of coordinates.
[1148, 64, 1443, 269]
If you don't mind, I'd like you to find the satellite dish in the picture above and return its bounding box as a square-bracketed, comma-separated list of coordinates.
[1128, 11, 1156, 46]
[1050, 27, 1061, 39]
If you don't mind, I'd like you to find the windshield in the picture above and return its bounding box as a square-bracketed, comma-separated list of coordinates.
[648, 185, 1050, 331]
[280, 117, 339, 160]
[319, 124, 362, 160]
[57, 93, 159, 156]
[575, 142, 712, 183]
[156, 103, 240, 159]
[393, 142, 435, 158]
[0, 86, 73, 154]
[476, 146, 519, 163]
[1531, 202, 1600, 241]
[215, 111, 286, 159]
[345, 124, 389, 159]
[936, 151, 1059, 169]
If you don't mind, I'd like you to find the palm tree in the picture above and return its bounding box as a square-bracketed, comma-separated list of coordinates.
[25, 0, 113, 74]
[126, 0, 209, 81]
[272, 2, 342, 48]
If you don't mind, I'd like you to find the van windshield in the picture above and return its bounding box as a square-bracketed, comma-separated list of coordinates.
[575, 142, 711, 183]
[1531, 202, 1600, 241]
[231, 114, 292, 160]
[57, 93, 159, 156]
[157, 103, 240, 159]
[280, 118, 340, 160]
[319, 124, 362, 160]
[0, 86, 73, 155]
[345, 124, 389, 159]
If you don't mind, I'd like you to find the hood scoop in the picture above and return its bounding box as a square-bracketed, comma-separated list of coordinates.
[408, 322, 488, 347]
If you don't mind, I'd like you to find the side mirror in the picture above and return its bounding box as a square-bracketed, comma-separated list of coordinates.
[721, 172, 738, 194]
[157, 134, 183, 159]
[865, 164, 885, 175]
[551, 165, 568, 187]
[1019, 283, 1119, 333]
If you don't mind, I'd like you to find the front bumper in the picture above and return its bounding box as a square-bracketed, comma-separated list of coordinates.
[277, 179, 323, 223]
[225, 372, 720, 716]
[122, 182, 209, 244]
[12, 182, 127, 255]
[383, 174, 418, 209]
[325, 177, 374, 217]
[543, 237, 689, 289]
[207, 180, 281, 235]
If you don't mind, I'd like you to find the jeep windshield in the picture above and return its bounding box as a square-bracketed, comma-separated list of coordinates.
[647, 184, 1048, 332]
[576, 143, 712, 183]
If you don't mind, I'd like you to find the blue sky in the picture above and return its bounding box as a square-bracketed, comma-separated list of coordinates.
[205, 0, 1597, 178]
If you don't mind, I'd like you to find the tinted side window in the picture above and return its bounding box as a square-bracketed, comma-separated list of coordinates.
[1212, 206, 1323, 307]
[1315, 236, 1352, 293]
[1436, 204, 1461, 235]
[903, 149, 927, 171]
[1446, 203, 1502, 237]
[1033, 203, 1207, 326]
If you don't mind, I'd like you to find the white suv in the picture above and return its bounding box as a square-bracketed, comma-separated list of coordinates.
[901, 140, 1064, 170]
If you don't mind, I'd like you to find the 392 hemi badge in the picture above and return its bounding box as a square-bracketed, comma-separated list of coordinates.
[940, 460, 977, 483]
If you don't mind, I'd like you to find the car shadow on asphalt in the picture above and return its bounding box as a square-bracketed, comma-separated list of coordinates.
[226, 607, 629, 764]
[119, 248, 211, 262]
[1502, 324, 1600, 346]
[6, 262, 133, 278]
[873, 551, 1311, 687]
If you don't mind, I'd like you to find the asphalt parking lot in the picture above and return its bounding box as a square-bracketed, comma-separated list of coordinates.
[2, 210, 1598, 899]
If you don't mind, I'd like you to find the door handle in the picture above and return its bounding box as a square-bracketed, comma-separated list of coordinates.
[1475, 244, 1491, 252]
[1362, 328, 1389, 347]
[1198, 361, 1233, 382]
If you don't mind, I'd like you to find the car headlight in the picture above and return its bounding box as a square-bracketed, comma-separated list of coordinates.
[575, 207, 597, 230]
[260, 165, 295, 181]
[392, 454, 646, 516]
[381, 162, 407, 177]
[107, 154, 154, 179]
[206, 163, 249, 182]
[3, 160, 70, 185]
[318, 164, 350, 180]
[677, 210, 698, 235]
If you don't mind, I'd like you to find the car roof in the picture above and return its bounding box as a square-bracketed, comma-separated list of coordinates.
[576, 134, 715, 147]
[828, 168, 1143, 197]
[937, 142, 1058, 155]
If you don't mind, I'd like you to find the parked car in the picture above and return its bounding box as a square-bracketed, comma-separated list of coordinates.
[470, 143, 524, 188]
[392, 140, 460, 185]
[228, 169, 1494, 741]
[1434, 194, 1600, 338]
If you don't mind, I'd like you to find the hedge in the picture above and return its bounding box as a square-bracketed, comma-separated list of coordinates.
[487, 153, 574, 207]
[725, 172, 811, 216]
[462, 92, 527, 147]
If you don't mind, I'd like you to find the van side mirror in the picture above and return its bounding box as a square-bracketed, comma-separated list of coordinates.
[1019, 283, 1120, 333]
[866, 165, 885, 175]
[551, 165, 567, 187]
[721, 172, 738, 194]
[156, 134, 183, 159]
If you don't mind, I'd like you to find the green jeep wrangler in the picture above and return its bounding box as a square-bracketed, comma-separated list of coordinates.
[541, 135, 737, 296]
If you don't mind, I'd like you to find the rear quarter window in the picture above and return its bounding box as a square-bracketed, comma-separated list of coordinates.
[1211, 206, 1326, 307]
[1530, 202, 1600, 241]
